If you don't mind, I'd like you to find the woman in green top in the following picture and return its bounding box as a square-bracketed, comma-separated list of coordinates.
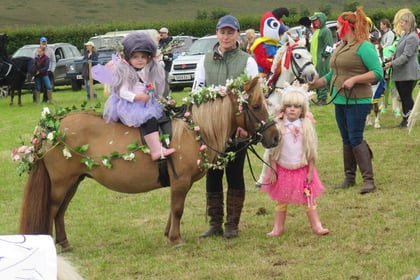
[309, 6, 383, 195]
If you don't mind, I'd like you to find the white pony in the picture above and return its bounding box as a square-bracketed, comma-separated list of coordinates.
[265, 35, 317, 115]
[256, 35, 317, 188]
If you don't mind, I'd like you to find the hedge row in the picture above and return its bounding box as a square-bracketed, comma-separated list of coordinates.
[4, 7, 419, 55]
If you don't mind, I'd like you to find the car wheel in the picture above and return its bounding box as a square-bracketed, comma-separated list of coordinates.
[71, 80, 83, 91]
[170, 86, 184, 92]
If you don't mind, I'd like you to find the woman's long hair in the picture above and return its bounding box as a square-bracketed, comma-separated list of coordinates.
[393, 8, 417, 36]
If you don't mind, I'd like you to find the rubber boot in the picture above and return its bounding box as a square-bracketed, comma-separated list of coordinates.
[336, 145, 357, 189]
[34, 91, 40, 104]
[306, 208, 329, 235]
[47, 90, 53, 104]
[223, 189, 245, 239]
[199, 192, 224, 238]
[353, 141, 376, 194]
[143, 132, 175, 161]
[267, 209, 287, 237]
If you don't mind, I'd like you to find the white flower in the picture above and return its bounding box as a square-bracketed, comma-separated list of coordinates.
[122, 153, 135, 161]
[62, 147, 72, 159]
[41, 107, 50, 118]
[47, 132, 55, 141]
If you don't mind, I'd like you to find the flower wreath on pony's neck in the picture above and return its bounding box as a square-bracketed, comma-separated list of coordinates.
[183, 72, 266, 114]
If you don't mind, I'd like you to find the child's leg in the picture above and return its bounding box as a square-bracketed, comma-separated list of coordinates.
[141, 118, 175, 161]
[391, 84, 402, 116]
[373, 102, 381, 128]
[267, 203, 287, 237]
[305, 205, 329, 235]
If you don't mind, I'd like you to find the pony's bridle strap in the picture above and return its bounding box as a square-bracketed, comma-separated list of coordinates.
[288, 46, 314, 84]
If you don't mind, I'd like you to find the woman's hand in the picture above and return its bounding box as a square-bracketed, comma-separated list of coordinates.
[235, 127, 248, 139]
[341, 77, 355, 90]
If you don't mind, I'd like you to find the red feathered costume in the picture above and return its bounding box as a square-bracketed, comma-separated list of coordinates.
[250, 8, 289, 76]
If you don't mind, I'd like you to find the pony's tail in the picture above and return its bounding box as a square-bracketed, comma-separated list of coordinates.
[19, 159, 51, 234]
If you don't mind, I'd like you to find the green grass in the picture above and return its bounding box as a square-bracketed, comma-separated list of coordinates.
[0, 84, 419, 279]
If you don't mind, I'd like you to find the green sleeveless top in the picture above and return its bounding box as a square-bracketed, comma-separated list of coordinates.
[204, 44, 250, 86]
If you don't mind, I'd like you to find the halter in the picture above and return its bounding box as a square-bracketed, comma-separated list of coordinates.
[266, 43, 314, 97]
[197, 96, 276, 157]
[285, 44, 314, 84]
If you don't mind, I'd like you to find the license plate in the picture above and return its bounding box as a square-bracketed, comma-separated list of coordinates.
[175, 74, 191, 81]
[76, 75, 83, 79]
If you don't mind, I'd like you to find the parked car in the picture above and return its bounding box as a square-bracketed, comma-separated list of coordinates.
[65, 29, 160, 91]
[12, 43, 83, 91]
[288, 20, 339, 43]
[169, 32, 257, 91]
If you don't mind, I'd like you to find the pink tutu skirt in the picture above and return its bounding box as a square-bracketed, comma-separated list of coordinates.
[103, 94, 163, 127]
[261, 164, 325, 205]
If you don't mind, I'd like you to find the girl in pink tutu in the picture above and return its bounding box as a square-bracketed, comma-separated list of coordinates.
[103, 32, 175, 160]
[261, 84, 329, 236]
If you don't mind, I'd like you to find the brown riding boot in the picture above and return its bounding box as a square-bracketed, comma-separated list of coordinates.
[353, 141, 376, 194]
[199, 192, 224, 238]
[34, 91, 40, 104]
[223, 189, 245, 239]
[335, 145, 356, 189]
[47, 90, 53, 104]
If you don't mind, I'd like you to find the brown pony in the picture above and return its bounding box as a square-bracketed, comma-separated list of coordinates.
[19, 76, 279, 249]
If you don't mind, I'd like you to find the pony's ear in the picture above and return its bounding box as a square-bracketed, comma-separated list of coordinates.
[298, 36, 306, 47]
[243, 76, 259, 92]
[287, 34, 295, 45]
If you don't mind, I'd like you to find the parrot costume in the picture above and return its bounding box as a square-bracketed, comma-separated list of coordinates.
[250, 7, 289, 76]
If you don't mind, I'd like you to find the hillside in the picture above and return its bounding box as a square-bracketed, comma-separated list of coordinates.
[1, 0, 417, 27]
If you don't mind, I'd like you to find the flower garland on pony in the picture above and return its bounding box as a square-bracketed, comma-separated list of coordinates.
[11, 74, 258, 174]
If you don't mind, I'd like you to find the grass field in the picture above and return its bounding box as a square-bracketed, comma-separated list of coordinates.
[0, 84, 419, 279]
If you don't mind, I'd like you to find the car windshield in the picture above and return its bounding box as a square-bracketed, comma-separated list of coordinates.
[90, 35, 125, 50]
[187, 37, 217, 55]
[13, 46, 36, 58]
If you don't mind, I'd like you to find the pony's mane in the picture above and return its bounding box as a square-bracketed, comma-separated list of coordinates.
[191, 97, 233, 163]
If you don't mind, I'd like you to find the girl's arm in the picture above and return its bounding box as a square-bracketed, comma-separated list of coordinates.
[307, 159, 314, 184]
[119, 82, 150, 103]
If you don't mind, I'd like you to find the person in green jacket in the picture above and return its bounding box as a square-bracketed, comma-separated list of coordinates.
[309, 12, 334, 105]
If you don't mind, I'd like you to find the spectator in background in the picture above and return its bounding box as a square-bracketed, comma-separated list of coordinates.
[298, 16, 313, 50]
[33, 36, 56, 103]
[81, 41, 99, 100]
[158, 27, 173, 98]
[244, 28, 256, 54]
[34, 46, 53, 104]
[379, 18, 396, 50]
[309, 12, 334, 106]
[384, 8, 420, 128]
